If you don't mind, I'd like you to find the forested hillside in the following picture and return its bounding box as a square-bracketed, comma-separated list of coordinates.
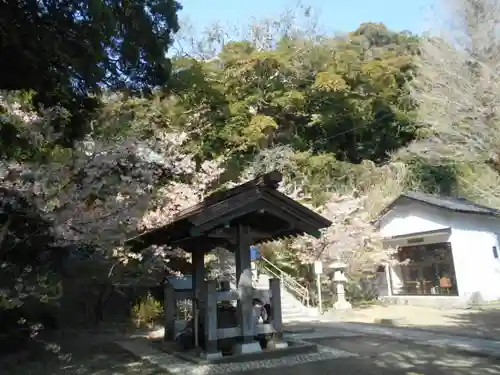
[2, 0, 500, 342]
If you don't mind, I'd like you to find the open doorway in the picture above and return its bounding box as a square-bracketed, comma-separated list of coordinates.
[391, 242, 459, 296]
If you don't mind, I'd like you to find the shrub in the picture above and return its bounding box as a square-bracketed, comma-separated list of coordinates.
[131, 293, 163, 328]
[345, 276, 379, 306]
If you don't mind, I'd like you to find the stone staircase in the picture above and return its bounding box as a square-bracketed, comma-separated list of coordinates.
[214, 248, 316, 322]
[253, 272, 315, 322]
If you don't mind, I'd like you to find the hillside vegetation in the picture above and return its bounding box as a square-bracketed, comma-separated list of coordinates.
[1, 0, 500, 341]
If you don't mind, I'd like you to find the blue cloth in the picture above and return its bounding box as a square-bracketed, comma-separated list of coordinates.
[250, 245, 261, 261]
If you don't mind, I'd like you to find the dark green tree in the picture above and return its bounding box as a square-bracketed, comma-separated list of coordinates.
[0, 0, 181, 143]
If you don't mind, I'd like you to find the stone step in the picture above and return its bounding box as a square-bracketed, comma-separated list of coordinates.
[282, 309, 304, 313]
[246, 273, 311, 319]
[282, 306, 305, 311]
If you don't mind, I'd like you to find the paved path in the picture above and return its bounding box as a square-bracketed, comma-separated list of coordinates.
[285, 320, 500, 358]
[125, 319, 500, 359]
[116, 330, 500, 375]
[117, 335, 357, 375]
[245, 335, 500, 375]
[324, 304, 500, 340]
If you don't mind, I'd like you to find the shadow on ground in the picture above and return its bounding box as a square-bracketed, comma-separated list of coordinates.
[304, 335, 500, 375]
[384, 307, 500, 341]
[5, 332, 500, 375]
[7, 308, 500, 375]
[434, 307, 500, 339]
[2, 340, 163, 375]
[327, 305, 500, 341]
[10, 335, 500, 375]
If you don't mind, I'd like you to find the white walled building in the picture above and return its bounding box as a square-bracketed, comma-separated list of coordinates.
[376, 192, 500, 308]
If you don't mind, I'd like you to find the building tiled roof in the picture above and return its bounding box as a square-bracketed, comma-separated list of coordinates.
[402, 192, 500, 215]
[125, 171, 332, 252]
[375, 191, 500, 224]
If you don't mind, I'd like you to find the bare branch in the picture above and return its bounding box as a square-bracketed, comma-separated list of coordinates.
[406, 0, 500, 163]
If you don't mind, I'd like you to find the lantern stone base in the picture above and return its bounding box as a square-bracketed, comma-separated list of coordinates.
[333, 299, 352, 310]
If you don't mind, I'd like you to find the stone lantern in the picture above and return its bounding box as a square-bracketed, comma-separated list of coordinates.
[328, 262, 352, 310]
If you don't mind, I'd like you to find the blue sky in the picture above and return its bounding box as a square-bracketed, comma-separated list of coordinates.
[178, 0, 436, 37]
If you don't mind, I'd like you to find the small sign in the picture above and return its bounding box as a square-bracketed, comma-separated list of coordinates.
[313, 260, 323, 274]
[250, 246, 261, 262]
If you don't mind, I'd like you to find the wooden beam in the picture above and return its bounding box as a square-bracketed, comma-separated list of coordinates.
[192, 198, 266, 235]
[217, 290, 239, 301]
[207, 226, 274, 245]
[216, 289, 272, 302]
[173, 287, 272, 303]
[174, 290, 193, 300]
[216, 324, 277, 339]
[207, 227, 238, 243]
[217, 327, 241, 339]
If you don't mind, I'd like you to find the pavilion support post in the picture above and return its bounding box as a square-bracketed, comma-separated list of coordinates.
[234, 225, 262, 354]
[192, 249, 205, 350]
[203, 280, 222, 359]
[192, 250, 205, 304]
[164, 282, 175, 341]
[267, 278, 288, 349]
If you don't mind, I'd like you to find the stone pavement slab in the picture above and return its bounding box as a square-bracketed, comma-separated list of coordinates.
[116, 338, 357, 375]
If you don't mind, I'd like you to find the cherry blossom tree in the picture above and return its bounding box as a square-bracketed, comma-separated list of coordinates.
[0, 91, 226, 330]
[289, 193, 397, 275]
[234, 146, 403, 277]
[407, 0, 500, 163]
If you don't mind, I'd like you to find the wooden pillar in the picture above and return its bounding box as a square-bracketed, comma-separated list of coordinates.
[192, 250, 205, 303]
[269, 279, 282, 332]
[268, 278, 287, 349]
[203, 280, 222, 359]
[164, 282, 175, 341]
[191, 250, 205, 350]
[235, 225, 251, 285]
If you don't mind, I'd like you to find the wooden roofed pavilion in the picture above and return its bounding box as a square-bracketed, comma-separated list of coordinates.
[125, 171, 331, 357]
[126, 170, 331, 253]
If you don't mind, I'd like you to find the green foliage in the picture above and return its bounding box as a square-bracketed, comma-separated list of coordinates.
[131, 293, 163, 328]
[406, 159, 459, 195]
[164, 23, 420, 164]
[345, 277, 379, 305]
[0, 0, 181, 145]
[3, 6, 499, 335]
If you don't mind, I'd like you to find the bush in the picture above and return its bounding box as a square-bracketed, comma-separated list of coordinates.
[345, 277, 379, 306]
[131, 293, 163, 328]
